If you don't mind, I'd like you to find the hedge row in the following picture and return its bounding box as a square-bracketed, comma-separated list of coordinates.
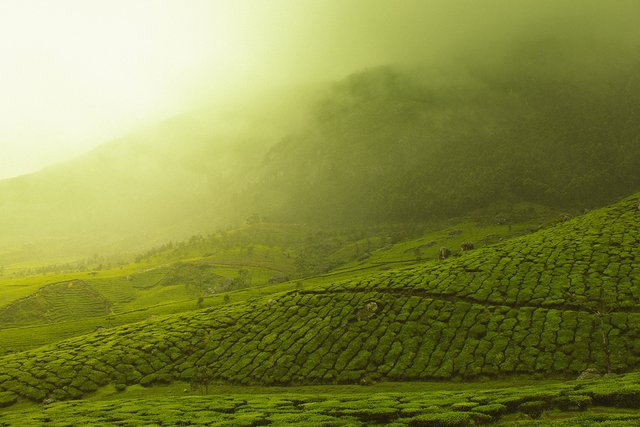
[1, 372, 639, 426]
[327, 194, 640, 313]
[0, 289, 637, 404]
[0, 195, 637, 405]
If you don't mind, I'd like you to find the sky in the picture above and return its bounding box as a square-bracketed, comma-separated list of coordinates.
[1, 0, 639, 179]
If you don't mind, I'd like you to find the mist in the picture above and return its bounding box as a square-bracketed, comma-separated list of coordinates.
[1, 0, 640, 263]
[2, 0, 639, 179]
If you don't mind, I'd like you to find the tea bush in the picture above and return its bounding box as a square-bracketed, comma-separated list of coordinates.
[0, 195, 638, 407]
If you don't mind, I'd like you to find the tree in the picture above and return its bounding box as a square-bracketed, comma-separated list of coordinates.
[191, 365, 212, 394]
[232, 269, 251, 289]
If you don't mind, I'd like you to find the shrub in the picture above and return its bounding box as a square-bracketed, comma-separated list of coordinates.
[553, 393, 591, 411]
[450, 401, 478, 411]
[408, 412, 473, 427]
[340, 406, 399, 423]
[518, 400, 547, 419]
[0, 391, 17, 408]
[590, 385, 640, 408]
[472, 403, 507, 417]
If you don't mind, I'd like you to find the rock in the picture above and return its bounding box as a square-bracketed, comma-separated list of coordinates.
[365, 301, 378, 313]
[357, 301, 380, 321]
[359, 377, 370, 386]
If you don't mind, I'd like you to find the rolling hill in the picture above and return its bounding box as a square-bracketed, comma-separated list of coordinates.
[0, 192, 637, 409]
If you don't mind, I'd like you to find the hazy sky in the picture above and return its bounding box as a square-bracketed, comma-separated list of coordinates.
[1, 0, 638, 179]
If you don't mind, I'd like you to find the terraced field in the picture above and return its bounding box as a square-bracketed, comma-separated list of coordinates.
[0, 280, 110, 325]
[0, 194, 637, 409]
[0, 215, 545, 357]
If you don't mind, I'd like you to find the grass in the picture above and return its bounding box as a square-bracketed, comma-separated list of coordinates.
[331, 219, 538, 271]
[0, 274, 306, 355]
[0, 264, 142, 311]
[0, 280, 110, 325]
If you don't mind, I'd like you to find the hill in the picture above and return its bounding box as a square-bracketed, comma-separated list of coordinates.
[0, 204, 553, 355]
[248, 36, 640, 224]
[0, 192, 637, 407]
[2, 34, 640, 264]
[0, 95, 310, 264]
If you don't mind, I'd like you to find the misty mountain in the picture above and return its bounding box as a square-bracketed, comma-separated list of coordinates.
[0, 112, 277, 260]
[249, 35, 640, 224]
[1, 34, 639, 262]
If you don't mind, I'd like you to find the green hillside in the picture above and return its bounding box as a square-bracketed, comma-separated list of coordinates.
[0, 105, 293, 263]
[1, 2, 639, 426]
[0, 193, 637, 408]
[0, 280, 110, 325]
[0, 208, 549, 356]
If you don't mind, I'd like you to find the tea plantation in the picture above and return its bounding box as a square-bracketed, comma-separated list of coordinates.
[0, 280, 111, 325]
[1, 372, 639, 426]
[0, 193, 638, 424]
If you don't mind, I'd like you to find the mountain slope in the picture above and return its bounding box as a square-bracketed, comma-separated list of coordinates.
[2, 34, 639, 263]
[0, 111, 281, 262]
[249, 37, 640, 224]
[0, 192, 637, 404]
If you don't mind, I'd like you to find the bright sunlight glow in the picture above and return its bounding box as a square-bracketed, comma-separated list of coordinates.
[2, 0, 636, 180]
[0, 0, 250, 179]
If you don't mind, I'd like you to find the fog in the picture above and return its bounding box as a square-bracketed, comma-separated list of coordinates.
[1, 0, 638, 179]
[1, 0, 640, 263]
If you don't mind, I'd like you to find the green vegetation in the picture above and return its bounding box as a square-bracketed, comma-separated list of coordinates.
[0, 280, 110, 325]
[249, 48, 640, 225]
[0, 212, 540, 355]
[1, 373, 639, 426]
[0, 3, 639, 426]
[0, 193, 637, 410]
